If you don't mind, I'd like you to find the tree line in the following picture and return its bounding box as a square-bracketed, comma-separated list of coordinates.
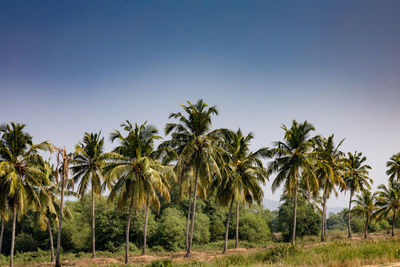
[1, 99, 400, 267]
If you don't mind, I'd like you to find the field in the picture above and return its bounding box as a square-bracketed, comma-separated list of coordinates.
[2, 231, 400, 267]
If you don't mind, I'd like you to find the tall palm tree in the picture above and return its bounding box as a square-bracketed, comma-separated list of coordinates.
[267, 120, 318, 245]
[106, 121, 173, 263]
[162, 100, 224, 257]
[387, 153, 400, 182]
[0, 122, 51, 267]
[376, 180, 400, 236]
[351, 190, 377, 239]
[53, 146, 73, 267]
[71, 132, 107, 259]
[343, 151, 372, 238]
[313, 135, 346, 241]
[36, 160, 73, 262]
[216, 129, 269, 253]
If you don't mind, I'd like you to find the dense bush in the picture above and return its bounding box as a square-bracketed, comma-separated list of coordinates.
[154, 207, 187, 251]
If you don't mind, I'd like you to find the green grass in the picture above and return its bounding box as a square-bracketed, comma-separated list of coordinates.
[2, 236, 400, 266]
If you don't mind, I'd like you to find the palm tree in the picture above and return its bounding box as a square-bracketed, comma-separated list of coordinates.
[387, 153, 400, 182]
[216, 129, 269, 253]
[313, 135, 346, 241]
[376, 180, 400, 236]
[53, 146, 73, 267]
[106, 121, 173, 263]
[267, 120, 318, 245]
[0, 122, 51, 267]
[351, 190, 377, 239]
[343, 151, 372, 238]
[71, 132, 107, 259]
[162, 100, 224, 257]
[36, 160, 73, 262]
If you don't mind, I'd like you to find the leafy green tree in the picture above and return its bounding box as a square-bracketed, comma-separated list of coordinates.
[268, 120, 318, 245]
[230, 207, 272, 243]
[0, 122, 51, 267]
[216, 129, 268, 253]
[71, 132, 107, 259]
[327, 210, 347, 231]
[162, 100, 224, 257]
[376, 180, 400, 236]
[387, 153, 400, 182]
[343, 151, 372, 238]
[351, 190, 377, 239]
[106, 121, 172, 263]
[277, 194, 321, 241]
[313, 135, 345, 241]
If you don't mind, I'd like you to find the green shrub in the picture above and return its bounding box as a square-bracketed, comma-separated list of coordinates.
[155, 207, 186, 251]
[262, 245, 298, 263]
[151, 245, 165, 253]
[147, 258, 173, 267]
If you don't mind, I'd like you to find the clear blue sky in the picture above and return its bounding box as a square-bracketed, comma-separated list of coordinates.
[1, 0, 400, 207]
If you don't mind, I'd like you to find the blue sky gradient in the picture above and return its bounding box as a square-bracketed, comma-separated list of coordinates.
[1, 0, 400, 207]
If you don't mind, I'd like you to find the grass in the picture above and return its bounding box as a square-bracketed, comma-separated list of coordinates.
[2, 232, 400, 266]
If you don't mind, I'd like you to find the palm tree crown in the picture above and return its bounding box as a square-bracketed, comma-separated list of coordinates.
[387, 153, 400, 182]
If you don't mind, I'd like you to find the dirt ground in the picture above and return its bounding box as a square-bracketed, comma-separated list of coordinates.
[21, 247, 263, 267]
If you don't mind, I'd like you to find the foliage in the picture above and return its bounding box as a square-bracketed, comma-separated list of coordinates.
[277, 195, 321, 241]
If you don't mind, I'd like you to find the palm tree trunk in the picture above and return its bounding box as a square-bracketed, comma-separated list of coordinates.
[392, 210, 396, 237]
[185, 185, 192, 251]
[186, 169, 198, 257]
[125, 196, 134, 264]
[142, 194, 149, 256]
[321, 193, 327, 242]
[223, 196, 234, 254]
[48, 221, 55, 262]
[348, 191, 353, 238]
[91, 186, 96, 259]
[55, 170, 65, 267]
[10, 204, 17, 267]
[364, 215, 369, 239]
[291, 188, 298, 245]
[0, 216, 4, 254]
[235, 201, 239, 249]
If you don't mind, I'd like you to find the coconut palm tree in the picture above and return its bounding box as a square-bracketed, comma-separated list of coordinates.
[106, 121, 173, 263]
[267, 120, 318, 245]
[387, 153, 400, 182]
[216, 129, 269, 253]
[0, 122, 51, 267]
[376, 180, 400, 236]
[351, 190, 377, 239]
[71, 132, 107, 259]
[343, 151, 372, 238]
[36, 160, 73, 262]
[313, 135, 346, 241]
[53, 146, 73, 267]
[162, 100, 224, 257]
